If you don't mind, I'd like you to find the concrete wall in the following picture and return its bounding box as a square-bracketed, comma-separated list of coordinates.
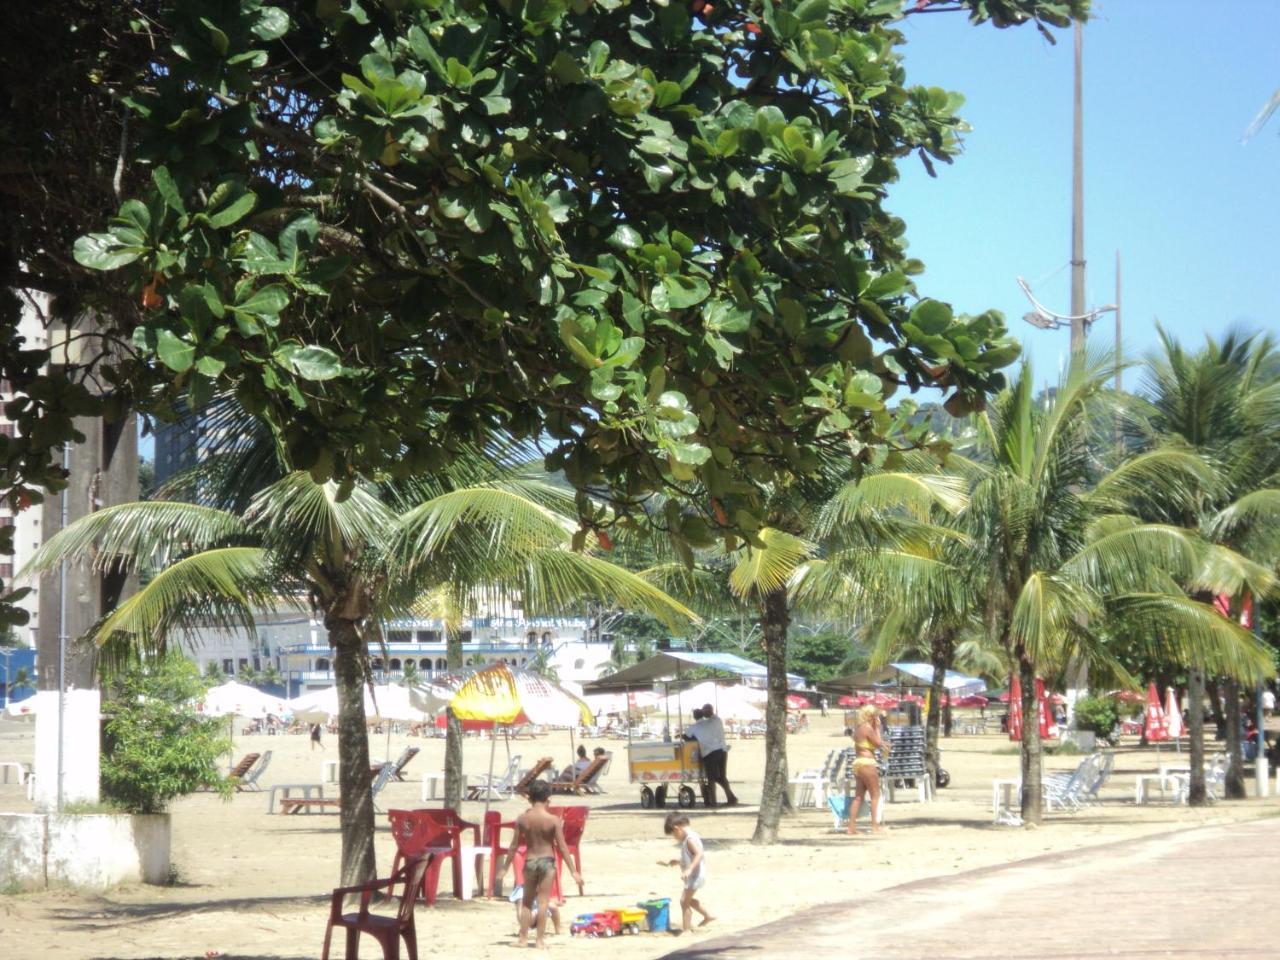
[31, 689, 100, 811]
[0, 813, 169, 891]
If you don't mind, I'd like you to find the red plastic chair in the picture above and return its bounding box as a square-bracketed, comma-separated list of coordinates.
[387, 809, 479, 905]
[552, 805, 589, 897]
[321, 855, 430, 960]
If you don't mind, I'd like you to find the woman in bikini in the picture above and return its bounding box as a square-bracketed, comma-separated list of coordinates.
[848, 705, 887, 836]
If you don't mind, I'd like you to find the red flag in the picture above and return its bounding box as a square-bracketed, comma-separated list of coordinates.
[1240, 592, 1254, 629]
[1144, 681, 1169, 742]
[1008, 675, 1023, 740]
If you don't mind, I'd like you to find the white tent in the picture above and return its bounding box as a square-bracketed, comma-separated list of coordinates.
[583, 690, 662, 717]
[288, 684, 427, 724]
[200, 681, 288, 719]
[663, 682, 763, 722]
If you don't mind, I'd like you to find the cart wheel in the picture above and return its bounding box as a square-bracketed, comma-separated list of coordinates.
[678, 785, 696, 808]
[655, 784, 669, 808]
[640, 786, 655, 809]
[935, 768, 951, 789]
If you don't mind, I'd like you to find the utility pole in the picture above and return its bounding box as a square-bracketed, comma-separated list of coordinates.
[1114, 250, 1123, 453]
[1070, 19, 1087, 352]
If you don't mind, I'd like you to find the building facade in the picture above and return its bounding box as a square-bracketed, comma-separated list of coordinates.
[182, 610, 614, 696]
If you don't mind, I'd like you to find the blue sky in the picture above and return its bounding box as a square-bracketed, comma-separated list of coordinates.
[889, 0, 1280, 388]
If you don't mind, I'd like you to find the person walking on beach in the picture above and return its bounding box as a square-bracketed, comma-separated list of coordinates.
[848, 705, 887, 836]
[309, 723, 323, 751]
[662, 812, 713, 933]
[683, 704, 738, 807]
[496, 779, 582, 949]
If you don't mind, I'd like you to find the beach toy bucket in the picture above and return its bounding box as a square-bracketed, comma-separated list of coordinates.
[638, 898, 670, 932]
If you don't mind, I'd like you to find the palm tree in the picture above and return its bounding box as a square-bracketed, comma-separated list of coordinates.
[24, 471, 694, 885]
[646, 470, 964, 842]
[7, 666, 34, 699]
[958, 353, 1274, 823]
[1129, 329, 1280, 801]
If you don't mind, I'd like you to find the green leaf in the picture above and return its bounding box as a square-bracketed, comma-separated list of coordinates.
[237, 284, 290, 317]
[155, 329, 195, 372]
[275, 344, 344, 381]
[207, 191, 257, 229]
[908, 298, 953, 335]
[250, 7, 291, 41]
[199, 17, 229, 55]
[73, 234, 141, 271]
[662, 275, 711, 310]
[151, 166, 186, 215]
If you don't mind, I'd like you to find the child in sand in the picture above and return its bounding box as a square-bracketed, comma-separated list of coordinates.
[661, 812, 713, 933]
[496, 779, 582, 949]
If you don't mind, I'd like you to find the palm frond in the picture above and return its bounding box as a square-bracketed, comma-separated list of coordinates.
[728, 528, 811, 600]
[1208, 488, 1280, 543]
[1190, 542, 1278, 599]
[1107, 592, 1276, 683]
[518, 549, 699, 630]
[815, 471, 967, 537]
[1065, 519, 1201, 595]
[1009, 572, 1102, 665]
[21, 502, 248, 578]
[395, 486, 576, 568]
[247, 472, 397, 564]
[91, 547, 282, 656]
[1086, 448, 1217, 514]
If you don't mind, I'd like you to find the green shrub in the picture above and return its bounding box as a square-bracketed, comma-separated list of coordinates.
[100, 656, 232, 814]
[1072, 695, 1119, 735]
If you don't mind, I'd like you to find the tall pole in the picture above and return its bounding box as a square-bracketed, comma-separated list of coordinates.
[1114, 250, 1123, 453]
[1070, 19, 1087, 352]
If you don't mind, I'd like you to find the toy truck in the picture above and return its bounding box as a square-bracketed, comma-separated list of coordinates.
[571, 911, 623, 938]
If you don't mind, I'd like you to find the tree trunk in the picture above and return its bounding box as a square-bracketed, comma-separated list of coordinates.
[330, 618, 376, 887]
[1223, 678, 1246, 799]
[925, 632, 951, 780]
[1206, 676, 1226, 735]
[1187, 667, 1207, 806]
[751, 586, 792, 844]
[1017, 649, 1043, 824]
[444, 621, 464, 811]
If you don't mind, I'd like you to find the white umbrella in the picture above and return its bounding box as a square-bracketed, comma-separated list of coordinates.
[200, 680, 288, 719]
[2, 697, 38, 721]
[583, 690, 661, 717]
[1165, 685, 1185, 747]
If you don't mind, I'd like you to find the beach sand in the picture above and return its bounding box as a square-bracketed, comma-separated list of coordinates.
[1, 711, 1275, 959]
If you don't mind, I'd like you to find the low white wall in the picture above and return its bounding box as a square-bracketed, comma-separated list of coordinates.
[32, 690, 101, 811]
[0, 813, 169, 891]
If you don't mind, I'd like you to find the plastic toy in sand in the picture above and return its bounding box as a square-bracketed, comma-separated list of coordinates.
[570, 908, 648, 937]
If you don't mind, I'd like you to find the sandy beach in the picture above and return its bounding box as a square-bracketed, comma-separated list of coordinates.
[1, 710, 1276, 960]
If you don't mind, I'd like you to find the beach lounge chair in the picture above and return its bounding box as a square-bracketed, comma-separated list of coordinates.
[1043, 754, 1099, 812]
[200, 752, 261, 792]
[789, 750, 837, 808]
[322, 855, 430, 960]
[465, 754, 523, 801]
[1081, 750, 1115, 804]
[549, 755, 607, 796]
[236, 750, 272, 792]
[577, 755, 611, 795]
[512, 757, 554, 797]
[371, 746, 420, 782]
[279, 762, 397, 814]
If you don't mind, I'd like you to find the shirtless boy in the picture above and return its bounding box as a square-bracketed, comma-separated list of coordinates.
[497, 780, 583, 948]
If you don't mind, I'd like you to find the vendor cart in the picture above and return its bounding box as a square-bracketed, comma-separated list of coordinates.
[628, 739, 706, 809]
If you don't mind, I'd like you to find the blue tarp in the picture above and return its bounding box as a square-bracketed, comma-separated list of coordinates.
[889, 662, 987, 696]
[583, 650, 803, 692]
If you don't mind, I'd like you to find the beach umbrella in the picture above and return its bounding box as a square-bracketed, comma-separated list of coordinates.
[1036, 678, 1058, 740]
[943, 693, 989, 708]
[786, 693, 811, 710]
[1143, 682, 1169, 742]
[899, 693, 924, 705]
[1165, 686, 1185, 746]
[200, 680, 289, 771]
[583, 690, 660, 718]
[662, 682, 763, 722]
[445, 662, 593, 816]
[836, 694, 860, 708]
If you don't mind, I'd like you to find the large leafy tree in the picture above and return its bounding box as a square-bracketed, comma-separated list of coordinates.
[64, 0, 1087, 543]
[24, 466, 692, 885]
[962, 354, 1274, 823]
[1129, 329, 1280, 803]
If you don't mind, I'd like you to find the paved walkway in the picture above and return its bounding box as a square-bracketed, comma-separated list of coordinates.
[665, 817, 1280, 959]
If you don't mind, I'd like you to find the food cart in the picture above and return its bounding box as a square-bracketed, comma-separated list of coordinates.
[627, 739, 704, 809]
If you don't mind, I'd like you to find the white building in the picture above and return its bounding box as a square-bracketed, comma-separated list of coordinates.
[180, 610, 614, 695]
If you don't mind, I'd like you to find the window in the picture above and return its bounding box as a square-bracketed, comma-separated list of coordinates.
[387, 630, 412, 644]
[435, 658, 447, 671]
[253, 657, 261, 671]
[315, 657, 330, 671]
[417, 629, 440, 643]
[419, 658, 431, 669]
[460, 630, 473, 643]
[389, 658, 401, 671]
[222, 659, 234, 674]
[237, 658, 248, 672]
[371, 658, 383, 670]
